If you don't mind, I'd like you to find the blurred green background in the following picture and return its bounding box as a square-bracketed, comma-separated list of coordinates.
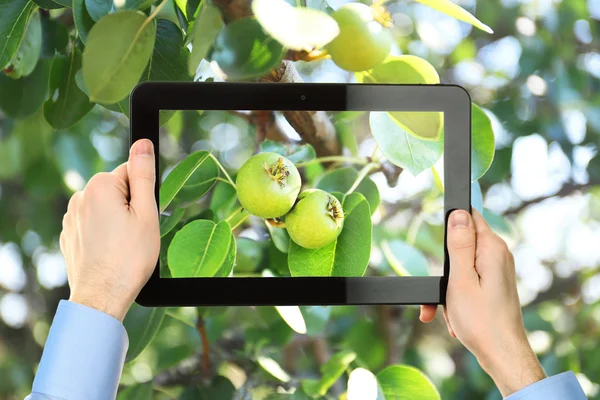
[1, 0, 600, 398]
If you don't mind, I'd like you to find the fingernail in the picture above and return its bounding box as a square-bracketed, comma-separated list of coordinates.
[450, 210, 470, 227]
[133, 139, 153, 156]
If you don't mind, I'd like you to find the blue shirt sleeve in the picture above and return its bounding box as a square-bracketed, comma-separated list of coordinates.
[505, 371, 587, 400]
[26, 300, 128, 400]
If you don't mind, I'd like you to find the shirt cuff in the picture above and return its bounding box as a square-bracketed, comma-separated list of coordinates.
[505, 371, 587, 400]
[32, 300, 129, 400]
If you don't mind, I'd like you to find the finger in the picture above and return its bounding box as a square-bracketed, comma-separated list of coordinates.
[447, 209, 479, 285]
[112, 162, 129, 185]
[127, 139, 156, 215]
[419, 305, 437, 323]
[67, 191, 82, 214]
[59, 231, 67, 255]
[442, 307, 457, 338]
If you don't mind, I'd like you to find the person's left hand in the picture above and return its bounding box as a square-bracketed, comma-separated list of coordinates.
[60, 139, 160, 321]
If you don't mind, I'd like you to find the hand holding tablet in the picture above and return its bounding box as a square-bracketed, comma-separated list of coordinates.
[131, 82, 472, 306]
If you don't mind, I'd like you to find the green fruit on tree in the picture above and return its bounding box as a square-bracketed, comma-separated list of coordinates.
[326, 3, 393, 72]
[285, 189, 344, 249]
[236, 152, 302, 218]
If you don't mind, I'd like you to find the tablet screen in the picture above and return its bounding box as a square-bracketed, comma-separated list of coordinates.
[158, 109, 445, 279]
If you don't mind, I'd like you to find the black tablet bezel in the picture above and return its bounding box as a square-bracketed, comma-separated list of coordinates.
[131, 82, 471, 307]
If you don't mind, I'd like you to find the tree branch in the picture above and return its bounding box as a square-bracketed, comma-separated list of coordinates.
[260, 61, 340, 156]
[212, 0, 253, 22]
[503, 180, 599, 216]
[154, 335, 247, 386]
[212, 0, 341, 157]
[196, 316, 211, 373]
[523, 274, 581, 311]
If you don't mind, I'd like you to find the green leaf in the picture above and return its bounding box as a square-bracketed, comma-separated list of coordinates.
[73, 0, 96, 44]
[0, 0, 34, 69]
[344, 321, 386, 371]
[215, 232, 236, 277]
[168, 220, 234, 277]
[179, 376, 236, 400]
[51, 0, 71, 7]
[415, 0, 493, 34]
[74, 68, 132, 118]
[0, 58, 51, 119]
[123, 303, 166, 362]
[381, 239, 429, 276]
[33, 0, 62, 9]
[266, 390, 312, 400]
[174, 0, 201, 25]
[266, 222, 290, 253]
[134, 18, 191, 125]
[260, 140, 316, 164]
[302, 351, 356, 397]
[125, 0, 154, 12]
[288, 193, 371, 277]
[300, 305, 331, 335]
[86, 0, 153, 21]
[143, 19, 190, 82]
[160, 151, 219, 212]
[211, 17, 285, 80]
[5, 10, 41, 78]
[347, 368, 379, 400]
[235, 237, 265, 272]
[209, 180, 239, 220]
[376, 365, 440, 400]
[275, 305, 307, 334]
[82, 10, 156, 103]
[258, 356, 292, 382]
[160, 208, 185, 237]
[117, 383, 153, 400]
[356, 55, 442, 140]
[188, 3, 222, 76]
[85, 0, 112, 21]
[40, 16, 69, 58]
[43, 48, 94, 129]
[315, 167, 380, 215]
[369, 112, 442, 176]
[471, 103, 495, 180]
[252, 0, 339, 51]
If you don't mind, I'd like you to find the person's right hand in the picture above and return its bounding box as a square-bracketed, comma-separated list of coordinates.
[420, 209, 546, 397]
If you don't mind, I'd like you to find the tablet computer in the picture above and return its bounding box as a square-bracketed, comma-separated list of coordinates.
[131, 82, 471, 306]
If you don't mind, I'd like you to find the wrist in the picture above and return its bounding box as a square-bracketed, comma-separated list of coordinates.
[478, 336, 546, 397]
[69, 292, 129, 322]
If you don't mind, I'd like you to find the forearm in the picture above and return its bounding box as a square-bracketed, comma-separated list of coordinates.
[28, 300, 128, 400]
[504, 371, 587, 400]
[477, 336, 546, 397]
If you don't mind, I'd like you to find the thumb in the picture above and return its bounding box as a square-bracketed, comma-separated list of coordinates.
[447, 209, 478, 285]
[127, 139, 156, 215]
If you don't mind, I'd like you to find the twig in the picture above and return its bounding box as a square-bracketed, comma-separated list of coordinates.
[211, 0, 341, 157]
[295, 156, 368, 168]
[346, 163, 379, 195]
[231, 213, 250, 230]
[147, 0, 168, 21]
[225, 206, 245, 223]
[209, 153, 237, 189]
[266, 217, 286, 228]
[523, 274, 581, 311]
[503, 180, 599, 216]
[166, 310, 195, 329]
[260, 61, 340, 157]
[196, 316, 211, 373]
